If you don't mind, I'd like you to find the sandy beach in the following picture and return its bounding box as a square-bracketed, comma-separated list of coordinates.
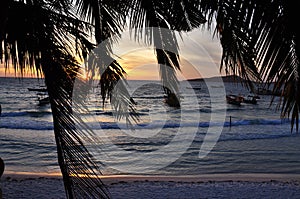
[1, 173, 300, 198]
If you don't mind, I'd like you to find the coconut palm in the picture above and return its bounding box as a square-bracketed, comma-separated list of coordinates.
[0, 0, 111, 198]
[0, 0, 205, 198]
[198, 0, 300, 131]
[1, 0, 300, 198]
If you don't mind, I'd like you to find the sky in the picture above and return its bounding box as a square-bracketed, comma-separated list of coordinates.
[0, 27, 223, 80]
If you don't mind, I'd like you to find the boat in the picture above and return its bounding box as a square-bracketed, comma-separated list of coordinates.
[38, 96, 50, 106]
[164, 93, 180, 108]
[243, 95, 259, 104]
[28, 87, 50, 105]
[226, 94, 243, 106]
[186, 86, 201, 90]
[28, 88, 48, 92]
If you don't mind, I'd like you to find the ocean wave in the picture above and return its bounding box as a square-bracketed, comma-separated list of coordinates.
[0, 117, 292, 132]
[219, 132, 295, 142]
[0, 121, 54, 130]
[191, 131, 297, 143]
[0, 111, 52, 117]
[133, 96, 165, 99]
[223, 118, 290, 127]
[79, 118, 292, 130]
[0, 112, 29, 117]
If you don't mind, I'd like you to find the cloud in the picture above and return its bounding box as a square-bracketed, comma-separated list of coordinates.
[0, 27, 223, 80]
[111, 27, 223, 80]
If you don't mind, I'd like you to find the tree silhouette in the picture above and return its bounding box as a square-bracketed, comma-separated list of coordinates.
[1, 0, 300, 198]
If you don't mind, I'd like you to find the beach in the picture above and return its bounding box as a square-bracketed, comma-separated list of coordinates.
[1, 174, 300, 198]
[2, 0, 300, 197]
[2, 78, 300, 198]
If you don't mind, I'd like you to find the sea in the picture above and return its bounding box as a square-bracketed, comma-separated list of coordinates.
[1, 77, 300, 176]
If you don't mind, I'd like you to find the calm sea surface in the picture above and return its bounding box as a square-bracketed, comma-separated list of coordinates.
[1, 77, 300, 176]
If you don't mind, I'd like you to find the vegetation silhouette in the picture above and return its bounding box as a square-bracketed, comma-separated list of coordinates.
[1, 0, 300, 198]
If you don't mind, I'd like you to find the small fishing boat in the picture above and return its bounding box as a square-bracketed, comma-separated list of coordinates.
[28, 87, 50, 106]
[28, 88, 48, 92]
[226, 94, 243, 106]
[243, 95, 259, 104]
[186, 86, 201, 90]
[38, 96, 50, 106]
[164, 93, 180, 108]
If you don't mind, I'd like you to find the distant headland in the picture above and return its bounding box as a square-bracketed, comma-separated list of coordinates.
[187, 75, 253, 83]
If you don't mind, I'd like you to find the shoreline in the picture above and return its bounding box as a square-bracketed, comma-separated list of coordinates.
[2, 173, 300, 199]
[3, 172, 300, 183]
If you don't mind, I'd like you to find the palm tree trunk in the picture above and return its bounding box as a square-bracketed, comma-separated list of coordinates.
[41, 54, 110, 198]
[42, 59, 76, 198]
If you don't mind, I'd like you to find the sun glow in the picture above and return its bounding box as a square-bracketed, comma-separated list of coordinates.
[0, 28, 223, 80]
[0, 62, 43, 78]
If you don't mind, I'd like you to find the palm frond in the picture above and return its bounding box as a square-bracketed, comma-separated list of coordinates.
[128, 1, 191, 106]
[216, 0, 261, 89]
[85, 44, 139, 126]
[42, 58, 110, 198]
[74, 0, 126, 44]
[242, 1, 300, 131]
[159, 0, 207, 31]
[1, 1, 93, 76]
[4, 1, 300, 199]
[1, 1, 111, 198]
[200, 0, 300, 131]
[73, 0, 139, 125]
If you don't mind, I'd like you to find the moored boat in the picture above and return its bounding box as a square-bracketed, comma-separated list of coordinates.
[28, 88, 48, 92]
[226, 94, 243, 106]
[38, 96, 50, 106]
[243, 95, 259, 104]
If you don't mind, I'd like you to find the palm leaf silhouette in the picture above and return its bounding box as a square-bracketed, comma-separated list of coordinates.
[2, 1, 300, 198]
[200, 0, 300, 131]
[1, 1, 110, 198]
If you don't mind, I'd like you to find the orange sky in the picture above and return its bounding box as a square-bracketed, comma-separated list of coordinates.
[0, 28, 223, 80]
[0, 64, 42, 78]
[114, 28, 223, 80]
